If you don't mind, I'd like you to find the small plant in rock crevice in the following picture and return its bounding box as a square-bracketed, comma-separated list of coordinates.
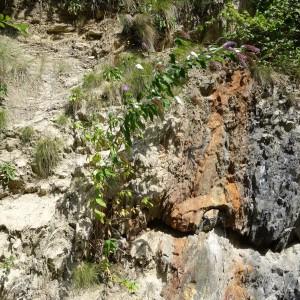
[0, 162, 16, 186]
[72, 262, 100, 289]
[33, 137, 61, 178]
[68, 87, 85, 115]
[55, 114, 69, 127]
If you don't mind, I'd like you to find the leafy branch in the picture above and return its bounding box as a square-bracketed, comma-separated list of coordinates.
[0, 14, 28, 34]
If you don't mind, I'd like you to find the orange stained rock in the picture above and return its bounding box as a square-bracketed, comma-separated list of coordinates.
[224, 261, 253, 300]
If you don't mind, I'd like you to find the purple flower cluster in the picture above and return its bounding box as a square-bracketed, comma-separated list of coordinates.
[122, 84, 130, 92]
[242, 44, 261, 54]
[222, 41, 260, 67]
[222, 41, 237, 50]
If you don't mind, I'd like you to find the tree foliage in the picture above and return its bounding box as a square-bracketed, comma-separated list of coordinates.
[222, 0, 300, 77]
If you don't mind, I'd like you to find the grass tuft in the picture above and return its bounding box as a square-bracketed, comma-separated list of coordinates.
[120, 14, 156, 51]
[251, 63, 274, 87]
[20, 126, 35, 143]
[0, 36, 29, 84]
[34, 137, 61, 178]
[0, 109, 7, 132]
[73, 262, 100, 289]
[55, 114, 69, 127]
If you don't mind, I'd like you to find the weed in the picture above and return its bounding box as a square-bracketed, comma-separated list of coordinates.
[0, 14, 28, 34]
[72, 262, 100, 289]
[69, 87, 85, 114]
[122, 60, 154, 99]
[82, 71, 102, 90]
[0, 109, 7, 131]
[0, 162, 16, 186]
[103, 239, 118, 258]
[173, 38, 202, 61]
[103, 66, 123, 82]
[34, 137, 61, 178]
[20, 126, 35, 143]
[0, 83, 7, 100]
[0, 256, 14, 272]
[119, 278, 138, 293]
[112, 275, 139, 293]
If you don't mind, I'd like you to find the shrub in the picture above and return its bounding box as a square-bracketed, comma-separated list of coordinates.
[20, 126, 34, 143]
[221, 0, 300, 78]
[0, 162, 16, 186]
[0, 108, 7, 131]
[72, 262, 100, 289]
[34, 137, 61, 178]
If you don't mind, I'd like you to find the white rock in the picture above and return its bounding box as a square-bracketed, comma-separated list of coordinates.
[0, 194, 58, 231]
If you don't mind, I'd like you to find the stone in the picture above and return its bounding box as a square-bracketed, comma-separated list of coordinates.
[85, 30, 103, 40]
[47, 24, 75, 34]
[0, 232, 10, 256]
[5, 138, 19, 152]
[0, 194, 57, 231]
[201, 209, 219, 232]
[38, 182, 51, 196]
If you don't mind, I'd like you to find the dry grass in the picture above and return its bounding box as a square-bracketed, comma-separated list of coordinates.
[0, 108, 7, 131]
[33, 137, 61, 178]
[72, 262, 100, 289]
[20, 126, 35, 143]
[120, 14, 156, 51]
[0, 36, 29, 84]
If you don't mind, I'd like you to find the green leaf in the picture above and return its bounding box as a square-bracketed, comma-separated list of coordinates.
[95, 197, 107, 208]
[94, 209, 106, 223]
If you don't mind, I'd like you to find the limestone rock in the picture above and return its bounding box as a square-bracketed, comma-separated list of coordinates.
[0, 194, 57, 231]
[85, 30, 103, 40]
[47, 24, 75, 34]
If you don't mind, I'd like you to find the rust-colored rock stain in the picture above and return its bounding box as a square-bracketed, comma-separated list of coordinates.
[166, 69, 252, 232]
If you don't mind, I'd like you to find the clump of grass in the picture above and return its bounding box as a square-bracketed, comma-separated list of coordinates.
[120, 14, 156, 51]
[251, 63, 274, 87]
[0, 36, 29, 83]
[20, 126, 35, 143]
[34, 137, 61, 178]
[82, 71, 102, 90]
[0, 109, 7, 131]
[55, 114, 69, 127]
[72, 262, 100, 289]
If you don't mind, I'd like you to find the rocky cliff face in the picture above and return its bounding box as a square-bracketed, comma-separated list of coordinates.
[1, 1, 300, 300]
[128, 66, 300, 300]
